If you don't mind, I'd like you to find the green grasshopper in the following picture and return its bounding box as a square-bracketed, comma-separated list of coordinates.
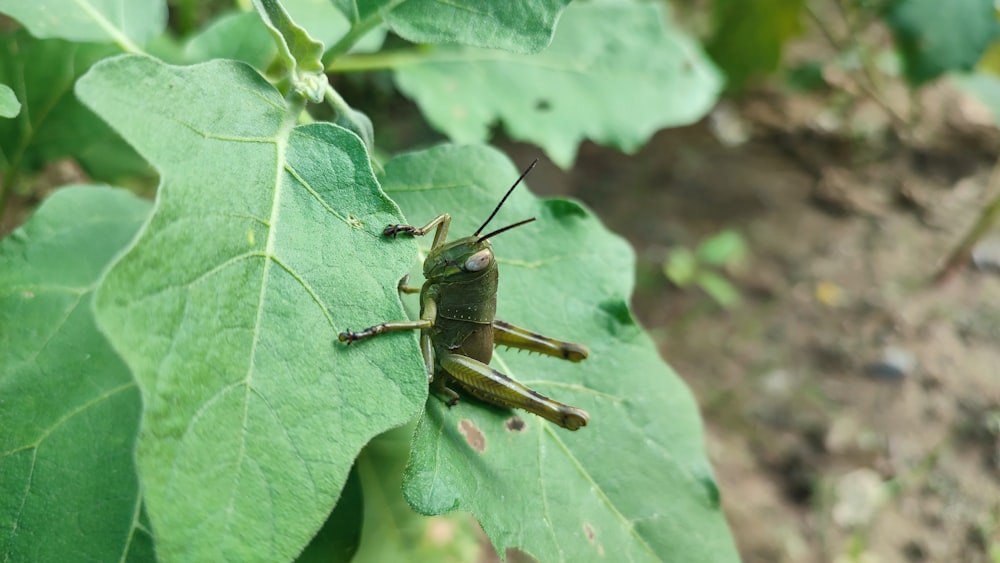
[339, 161, 590, 430]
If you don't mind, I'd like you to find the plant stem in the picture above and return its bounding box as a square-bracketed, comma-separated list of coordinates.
[804, 1, 909, 129]
[935, 157, 1000, 283]
[324, 82, 352, 115]
[322, 0, 408, 67]
[325, 50, 427, 72]
[0, 168, 16, 227]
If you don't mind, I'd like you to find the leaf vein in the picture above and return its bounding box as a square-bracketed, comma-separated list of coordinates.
[268, 255, 336, 331]
[283, 162, 353, 229]
[547, 429, 659, 561]
[2, 447, 36, 561]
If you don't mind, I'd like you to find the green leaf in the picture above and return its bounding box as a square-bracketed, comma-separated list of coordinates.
[350, 425, 483, 563]
[253, 0, 328, 101]
[76, 55, 426, 562]
[695, 229, 746, 266]
[664, 247, 698, 286]
[326, 0, 563, 54]
[295, 467, 363, 563]
[695, 271, 741, 308]
[0, 0, 165, 47]
[0, 185, 152, 562]
[0, 31, 150, 180]
[285, 0, 386, 54]
[885, 0, 1000, 85]
[180, 3, 383, 70]
[328, 0, 400, 26]
[379, 145, 738, 562]
[707, 0, 805, 91]
[329, 90, 376, 152]
[0, 83, 18, 118]
[392, 2, 722, 167]
[183, 11, 276, 69]
[386, 0, 570, 54]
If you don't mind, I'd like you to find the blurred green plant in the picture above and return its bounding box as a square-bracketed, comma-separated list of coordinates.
[707, 0, 807, 92]
[703, 0, 1000, 281]
[706, 0, 999, 93]
[0, 1, 737, 562]
[663, 229, 747, 308]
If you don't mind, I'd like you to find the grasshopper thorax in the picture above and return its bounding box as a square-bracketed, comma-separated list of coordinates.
[424, 236, 494, 282]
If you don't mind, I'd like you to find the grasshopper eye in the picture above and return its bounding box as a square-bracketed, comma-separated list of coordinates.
[464, 249, 493, 272]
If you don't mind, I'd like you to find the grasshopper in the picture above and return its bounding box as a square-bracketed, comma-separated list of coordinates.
[339, 161, 590, 430]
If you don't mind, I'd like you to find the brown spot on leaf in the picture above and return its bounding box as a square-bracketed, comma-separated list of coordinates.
[505, 416, 526, 432]
[458, 418, 486, 452]
[584, 522, 596, 543]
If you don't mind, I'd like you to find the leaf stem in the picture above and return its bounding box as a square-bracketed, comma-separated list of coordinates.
[76, 1, 144, 54]
[325, 50, 427, 72]
[285, 89, 307, 119]
[804, 1, 909, 130]
[322, 0, 408, 67]
[324, 84, 351, 118]
[935, 156, 1000, 283]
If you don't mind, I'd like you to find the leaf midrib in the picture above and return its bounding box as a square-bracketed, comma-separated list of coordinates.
[216, 105, 299, 548]
[70, 0, 142, 52]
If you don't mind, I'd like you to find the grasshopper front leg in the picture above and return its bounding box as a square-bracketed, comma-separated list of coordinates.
[339, 298, 438, 382]
[384, 213, 451, 249]
[492, 320, 589, 362]
[439, 352, 589, 431]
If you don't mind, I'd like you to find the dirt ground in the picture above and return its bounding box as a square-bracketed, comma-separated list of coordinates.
[512, 78, 1000, 562]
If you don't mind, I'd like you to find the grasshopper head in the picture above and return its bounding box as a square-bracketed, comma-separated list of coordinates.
[424, 160, 540, 282]
[424, 236, 494, 282]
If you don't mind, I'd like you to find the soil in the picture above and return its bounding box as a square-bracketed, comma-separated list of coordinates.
[509, 80, 1000, 562]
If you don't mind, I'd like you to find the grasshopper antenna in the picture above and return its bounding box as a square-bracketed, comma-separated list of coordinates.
[476, 217, 536, 242]
[474, 159, 538, 236]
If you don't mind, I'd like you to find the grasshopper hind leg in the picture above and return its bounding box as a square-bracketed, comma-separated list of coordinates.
[492, 320, 589, 362]
[438, 352, 589, 431]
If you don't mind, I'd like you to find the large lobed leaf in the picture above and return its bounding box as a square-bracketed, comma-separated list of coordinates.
[385, 0, 570, 54]
[378, 145, 739, 562]
[0, 186, 153, 561]
[346, 425, 483, 563]
[183, 11, 277, 70]
[329, 0, 568, 54]
[0, 0, 166, 46]
[75, 55, 426, 562]
[391, 2, 722, 168]
[886, 0, 1000, 85]
[0, 30, 148, 180]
